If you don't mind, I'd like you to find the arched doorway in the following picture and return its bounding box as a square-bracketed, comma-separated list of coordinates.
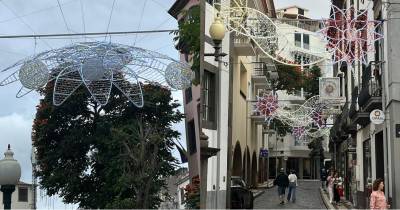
[232, 142, 242, 177]
[258, 156, 263, 183]
[251, 151, 257, 188]
[243, 147, 251, 185]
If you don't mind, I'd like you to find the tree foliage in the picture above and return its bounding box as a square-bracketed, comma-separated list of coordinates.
[32, 83, 184, 209]
[303, 65, 322, 99]
[275, 64, 304, 94]
[307, 137, 325, 160]
[183, 175, 200, 209]
[172, 5, 200, 84]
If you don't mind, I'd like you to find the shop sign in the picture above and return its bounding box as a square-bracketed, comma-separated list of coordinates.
[370, 109, 385, 124]
[260, 148, 268, 157]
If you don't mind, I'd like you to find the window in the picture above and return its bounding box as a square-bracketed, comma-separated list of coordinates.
[363, 140, 372, 192]
[294, 33, 301, 47]
[202, 70, 215, 123]
[18, 187, 28, 202]
[240, 64, 247, 98]
[303, 34, 310, 49]
[298, 8, 304, 16]
[187, 120, 197, 155]
[185, 87, 192, 104]
[180, 187, 185, 204]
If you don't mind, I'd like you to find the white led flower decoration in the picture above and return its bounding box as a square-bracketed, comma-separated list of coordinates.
[0, 42, 193, 107]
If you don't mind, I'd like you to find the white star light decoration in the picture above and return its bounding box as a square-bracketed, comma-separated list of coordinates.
[0, 42, 193, 107]
[319, 5, 383, 65]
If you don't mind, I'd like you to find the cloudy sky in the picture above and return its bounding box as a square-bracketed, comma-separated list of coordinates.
[0, 0, 182, 209]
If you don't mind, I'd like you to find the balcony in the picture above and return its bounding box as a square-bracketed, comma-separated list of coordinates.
[349, 86, 369, 128]
[234, 34, 255, 56]
[358, 78, 382, 112]
[358, 64, 382, 112]
[340, 102, 356, 135]
[252, 62, 268, 84]
[249, 100, 268, 123]
[273, 18, 323, 32]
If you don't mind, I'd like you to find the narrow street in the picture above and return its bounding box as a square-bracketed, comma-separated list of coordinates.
[254, 180, 326, 209]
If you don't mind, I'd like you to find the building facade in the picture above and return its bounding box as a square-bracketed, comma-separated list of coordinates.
[328, 0, 400, 208]
[168, 0, 201, 183]
[0, 181, 35, 209]
[202, 1, 332, 209]
[265, 5, 332, 180]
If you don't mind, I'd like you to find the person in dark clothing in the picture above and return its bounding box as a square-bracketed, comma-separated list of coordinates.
[333, 172, 341, 204]
[273, 168, 289, 205]
[321, 168, 327, 191]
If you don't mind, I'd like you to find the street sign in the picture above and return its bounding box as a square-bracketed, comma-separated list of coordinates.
[370, 109, 385, 125]
[260, 148, 268, 157]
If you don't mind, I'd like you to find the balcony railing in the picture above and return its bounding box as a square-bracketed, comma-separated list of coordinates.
[233, 35, 256, 56]
[252, 62, 268, 77]
[273, 18, 323, 32]
[358, 77, 382, 110]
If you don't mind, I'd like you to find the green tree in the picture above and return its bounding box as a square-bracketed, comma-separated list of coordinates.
[172, 5, 200, 84]
[303, 65, 322, 99]
[32, 83, 184, 208]
[275, 64, 304, 94]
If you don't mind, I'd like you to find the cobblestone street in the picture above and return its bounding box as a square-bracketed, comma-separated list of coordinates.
[254, 180, 326, 209]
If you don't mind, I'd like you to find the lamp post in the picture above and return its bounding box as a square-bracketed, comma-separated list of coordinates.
[203, 16, 227, 209]
[204, 16, 227, 61]
[0, 144, 21, 210]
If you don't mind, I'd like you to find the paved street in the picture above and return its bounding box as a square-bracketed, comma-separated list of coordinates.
[254, 180, 326, 209]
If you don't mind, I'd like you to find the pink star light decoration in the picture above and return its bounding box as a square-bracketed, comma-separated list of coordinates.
[292, 126, 306, 140]
[319, 5, 383, 65]
[255, 92, 279, 123]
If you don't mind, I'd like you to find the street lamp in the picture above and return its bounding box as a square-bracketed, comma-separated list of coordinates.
[0, 144, 21, 210]
[205, 16, 227, 61]
[202, 15, 227, 209]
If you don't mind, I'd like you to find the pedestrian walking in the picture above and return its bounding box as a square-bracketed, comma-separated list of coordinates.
[370, 178, 390, 210]
[327, 170, 335, 204]
[273, 168, 289, 205]
[321, 168, 327, 191]
[333, 172, 341, 204]
[287, 169, 298, 203]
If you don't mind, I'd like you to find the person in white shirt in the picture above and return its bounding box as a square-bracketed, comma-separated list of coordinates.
[287, 170, 298, 202]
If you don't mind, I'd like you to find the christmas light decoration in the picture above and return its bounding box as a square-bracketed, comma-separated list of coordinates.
[0, 42, 193, 107]
[215, 1, 330, 66]
[319, 4, 383, 65]
[254, 95, 334, 139]
[254, 92, 279, 123]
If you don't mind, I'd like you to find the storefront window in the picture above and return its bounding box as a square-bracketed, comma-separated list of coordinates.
[363, 140, 372, 207]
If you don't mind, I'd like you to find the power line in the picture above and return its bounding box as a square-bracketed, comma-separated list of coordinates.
[0, 0, 77, 24]
[56, 0, 73, 44]
[133, 0, 148, 46]
[56, 0, 71, 33]
[0, 0, 53, 49]
[104, 0, 117, 41]
[0, 29, 177, 39]
[80, 0, 86, 41]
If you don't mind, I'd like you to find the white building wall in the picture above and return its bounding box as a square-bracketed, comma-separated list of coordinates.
[177, 178, 190, 209]
[204, 1, 230, 209]
[0, 184, 34, 209]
